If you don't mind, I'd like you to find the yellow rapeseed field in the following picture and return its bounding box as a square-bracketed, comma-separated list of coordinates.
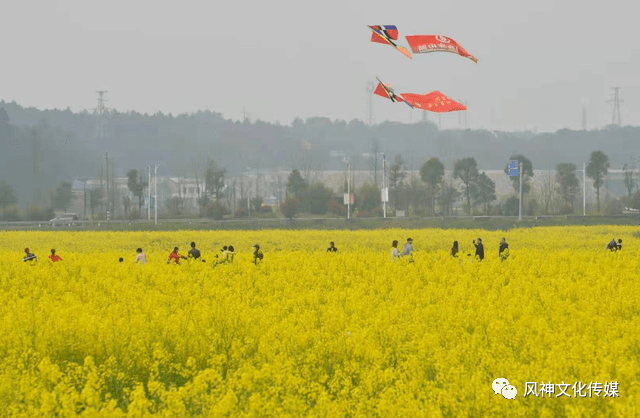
[0, 226, 639, 417]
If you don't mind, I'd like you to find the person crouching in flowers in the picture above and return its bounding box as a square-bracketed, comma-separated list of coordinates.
[167, 247, 187, 264]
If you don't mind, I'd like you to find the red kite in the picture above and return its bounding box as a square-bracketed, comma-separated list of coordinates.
[405, 34, 478, 63]
[374, 78, 467, 113]
[368, 25, 412, 59]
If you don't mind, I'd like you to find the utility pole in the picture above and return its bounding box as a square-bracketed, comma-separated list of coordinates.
[147, 166, 151, 221]
[582, 104, 587, 131]
[83, 180, 87, 220]
[154, 164, 160, 225]
[382, 153, 387, 218]
[609, 87, 622, 126]
[247, 169, 251, 219]
[104, 151, 110, 220]
[347, 157, 351, 219]
[583, 162, 587, 216]
[366, 81, 375, 125]
[518, 161, 523, 221]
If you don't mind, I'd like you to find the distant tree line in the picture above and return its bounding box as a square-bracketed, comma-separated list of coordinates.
[2, 98, 640, 219]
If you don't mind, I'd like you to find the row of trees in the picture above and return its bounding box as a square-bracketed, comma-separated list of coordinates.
[0, 149, 624, 221]
[277, 149, 617, 218]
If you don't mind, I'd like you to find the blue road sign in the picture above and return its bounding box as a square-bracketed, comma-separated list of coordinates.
[508, 160, 519, 176]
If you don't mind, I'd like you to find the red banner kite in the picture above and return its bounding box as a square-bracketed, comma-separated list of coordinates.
[402, 91, 467, 113]
[374, 78, 466, 113]
[405, 34, 478, 63]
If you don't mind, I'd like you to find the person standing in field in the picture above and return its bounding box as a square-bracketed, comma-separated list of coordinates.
[227, 245, 236, 263]
[499, 238, 509, 262]
[168, 247, 187, 264]
[253, 244, 263, 265]
[473, 238, 484, 261]
[402, 238, 414, 262]
[617, 239, 622, 250]
[451, 241, 459, 257]
[188, 242, 201, 260]
[391, 240, 400, 261]
[49, 249, 62, 263]
[402, 238, 413, 256]
[23, 248, 37, 264]
[135, 248, 146, 264]
[327, 241, 338, 252]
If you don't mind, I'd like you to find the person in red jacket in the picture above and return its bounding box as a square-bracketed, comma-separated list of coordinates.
[167, 247, 187, 264]
[49, 249, 62, 262]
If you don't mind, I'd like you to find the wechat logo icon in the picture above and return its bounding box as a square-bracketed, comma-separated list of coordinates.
[493, 378, 517, 399]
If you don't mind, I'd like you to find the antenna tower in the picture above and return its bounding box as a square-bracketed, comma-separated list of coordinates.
[608, 87, 622, 126]
[95, 91, 109, 139]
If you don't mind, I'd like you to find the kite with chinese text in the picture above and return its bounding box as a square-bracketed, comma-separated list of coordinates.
[374, 78, 467, 113]
[405, 34, 478, 63]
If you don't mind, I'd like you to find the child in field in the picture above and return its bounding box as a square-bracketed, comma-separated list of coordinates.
[451, 241, 459, 257]
[499, 238, 509, 261]
[135, 248, 146, 264]
[253, 244, 263, 265]
[391, 240, 400, 261]
[473, 238, 484, 261]
[214, 246, 229, 266]
[49, 249, 62, 263]
[168, 247, 187, 264]
[227, 245, 236, 263]
[327, 242, 338, 252]
[23, 248, 37, 265]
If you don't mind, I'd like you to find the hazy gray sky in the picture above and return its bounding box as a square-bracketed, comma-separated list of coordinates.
[3, 0, 640, 131]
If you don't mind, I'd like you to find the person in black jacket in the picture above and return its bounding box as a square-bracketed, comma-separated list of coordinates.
[188, 242, 201, 260]
[473, 238, 484, 261]
[451, 241, 459, 257]
[499, 238, 509, 261]
[327, 241, 338, 252]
